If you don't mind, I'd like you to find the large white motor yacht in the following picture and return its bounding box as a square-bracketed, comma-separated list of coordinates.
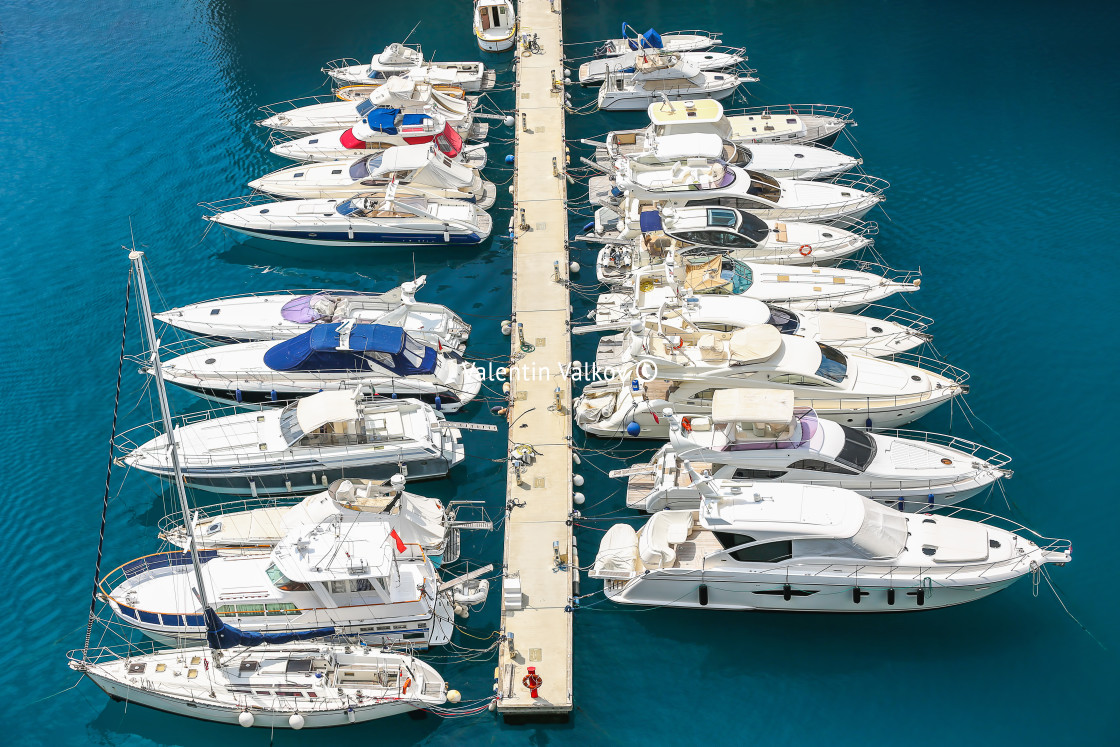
[250, 143, 496, 207]
[324, 43, 495, 91]
[156, 322, 482, 411]
[117, 391, 464, 495]
[157, 277, 471, 350]
[270, 113, 485, 165]
[595, 25, 720, 56]
[622, 390, 1011, 511]
[590, 475, 1070, 612]
[598, 51, 756, 111]
[574, 325, 968, 438]
[579, 47, 746, 86]
[104, 515, 455, 647]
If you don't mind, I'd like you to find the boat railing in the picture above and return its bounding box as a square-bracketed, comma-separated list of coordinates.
[829, 257, 921, 285]
[724, 102, 856, 124]
[858, 304, 934, 333]
[321, 57, 365, 73]
[157, 496, 305, 537]
[869, 429, 1011, 468]
[257, 95, 346, 121]
[198, 193, 285, 219]
[887, 351, 971, 384]
[828, 172, 890, 196]
[266, 129, 307, 148]
[679, 387, 960, 413]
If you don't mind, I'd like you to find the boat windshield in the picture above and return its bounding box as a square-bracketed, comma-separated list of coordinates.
[815, 344, 848, 383]
[336, 199, 365, 217]
[350, 154, 384, 180]
[834, 425, 877, 471]
[266, 562, 312, 591]
[736, 210, 770, 243]
[278, 402, 305, 445]
[746, 171, 782, 203]
[767, 306, 800, 334]
[401, 334, 427, 368]
[355, 98, 377, 117]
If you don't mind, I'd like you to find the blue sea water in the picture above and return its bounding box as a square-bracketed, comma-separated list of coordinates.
[2, 0, 1118, 744]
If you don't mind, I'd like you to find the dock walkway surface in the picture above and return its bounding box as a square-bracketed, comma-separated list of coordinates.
[497, 0, 575, 722]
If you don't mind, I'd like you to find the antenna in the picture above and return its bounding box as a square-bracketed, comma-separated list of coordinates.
[402, 20, 421, 46]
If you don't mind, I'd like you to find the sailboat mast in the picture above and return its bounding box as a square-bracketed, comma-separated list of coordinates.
[128, 251, 213, 613]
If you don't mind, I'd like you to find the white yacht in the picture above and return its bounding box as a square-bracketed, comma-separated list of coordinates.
[156, 322, 482, 411]
[270, 113, 486, 164]
[257, 78, 472, 135]
[202, 190, 492, 248]
[474, 0, 517, 52]
[156, 277, 471, 350]
[250, 143, 496, 207]
[71, 644, 447, 728]
[593, 164, 886, 225]
[117, 391, 464, 495]
[590, 300, 931, 366]
[158, 476, 482, 567]
[623, 390, 1011, 511]
[325, 44, 495, 91]
[592, 132, 860, 180]
[597, 248, 920, 312]
[596, 25, 720, 56]
[590, 475, 1071, 612]
[596, 101, 854, 162]
[574, 325, 968, 438]
[598, 52, 755, 111]
[579, 48, 746, 86]
[104, 516, 455, 647]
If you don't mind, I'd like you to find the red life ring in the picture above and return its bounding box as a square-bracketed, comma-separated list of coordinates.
[522, 673, 543, 689]
[673, 336, 684, 350]
[799, 244, 812, 257]
[681, 417, 692, 433]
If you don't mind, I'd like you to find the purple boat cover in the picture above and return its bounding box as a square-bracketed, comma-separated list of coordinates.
[281, 295, 321, 324]
[723, 408, 818, 451]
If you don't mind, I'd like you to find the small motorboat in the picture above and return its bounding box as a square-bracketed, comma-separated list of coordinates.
[595, 23, 720, 56]
[158, 476, 491, 566]
[622, 390, 1011, 512]
[250, 143, 497, 207]
[589, 299, 931, 365]
[117, 391, 465, 495]
[270, 117, 486, 165]
[103, 514, 455, 647]
[71, 643, 448, 728]
[592, 132, 860, 180]
[474, 0, 517, 52]
[598, 248, 920, 312]
[156, 322, 483, 411]
[574, 326, 968, 438]
[325, 44, 496, 91]
[201, 189, 493, 248]
[258, 77, 472, 134]
[590, 473, 1070, 612]
[588, 208, 876, 271]
[579, 47, 747, 86]
[598, 51, 755, 111]
[597, 100, 854, 160]
[592, 165, 886, 226]
[156, 276, 471, 350]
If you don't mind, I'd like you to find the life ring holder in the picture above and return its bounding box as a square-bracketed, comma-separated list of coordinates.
[799, 245, 812, 257]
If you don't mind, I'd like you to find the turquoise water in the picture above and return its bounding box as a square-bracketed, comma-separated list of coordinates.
[3, 0, 1118, 744]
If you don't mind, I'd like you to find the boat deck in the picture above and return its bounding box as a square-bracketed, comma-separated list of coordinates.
[497, 0, 574, 722]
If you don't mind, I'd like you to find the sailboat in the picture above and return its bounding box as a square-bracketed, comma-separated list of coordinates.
[67, 250, 450, 728]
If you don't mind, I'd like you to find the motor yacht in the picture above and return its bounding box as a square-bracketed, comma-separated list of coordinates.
[622, 390, 1011, 511]
[103, 515, 455, 647]
[595, 101, 854, 163]
[155, 322, 482, 410]
[595, 24, 720, 56]
[590, 474, 1070, 611]
[325, 44, 496, 91]
[270, 113, 486, 165]
[117, 391, 464, 495]
[201, 189, 492, 248]
[250, 143, 496, 207]
[474, 0, 517, 52]
[579, 47, 746, 86]
[598, 51, 755, 111]
[574, 325, 968, 438]
[156, 277, 471, 350]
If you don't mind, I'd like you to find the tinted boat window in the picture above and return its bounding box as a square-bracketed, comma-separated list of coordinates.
[715, 532, 792, 563]
[787, 458, 859, 475]
[767, 306, 800, 334]
[815, 344, 848, 383]
[707, 208, 738, 228]
[835, 425, 877, 471]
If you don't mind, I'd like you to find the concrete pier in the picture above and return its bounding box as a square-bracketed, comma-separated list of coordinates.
[497, 0, 575, 722]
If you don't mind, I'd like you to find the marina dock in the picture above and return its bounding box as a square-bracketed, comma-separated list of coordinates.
[497, 0, 575, 722]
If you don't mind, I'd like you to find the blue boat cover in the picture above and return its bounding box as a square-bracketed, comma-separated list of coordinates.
[623, 22, 664, 50]
[401, 113, 432, 127]
[363, 107, 402, 133]
[205, 608, 335, 649]
[639, 210, 664, 232]
[263, 323, 437, 376]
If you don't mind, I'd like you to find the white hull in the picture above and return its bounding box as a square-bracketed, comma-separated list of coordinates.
[599, 78, 742, 111]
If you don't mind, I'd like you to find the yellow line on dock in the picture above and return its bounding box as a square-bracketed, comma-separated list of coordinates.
[497, 0, 574, 722]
